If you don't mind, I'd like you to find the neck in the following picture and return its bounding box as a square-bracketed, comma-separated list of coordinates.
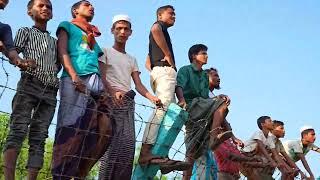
[113, 43, 126, 53]
[193, 61, 203, 70]
[262, 128, 269, 137]
[301, 139, 310, 146]
[75, 16, 90, 23]
[34, 21, 47, 32]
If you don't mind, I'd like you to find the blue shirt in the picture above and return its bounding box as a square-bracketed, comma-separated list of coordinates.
[57, 21, 103, 77]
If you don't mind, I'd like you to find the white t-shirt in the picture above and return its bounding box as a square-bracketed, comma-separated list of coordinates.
[242, 130, 275, 153]
[283, 140, 319, 162]
[99, 47, 139, 92]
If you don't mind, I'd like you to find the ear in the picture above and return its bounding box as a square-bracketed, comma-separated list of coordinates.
[128, 29, 132, 36]
[27, 9, 32, 17]
[72, 8, 78, 16]
[110, 27, 114, 35]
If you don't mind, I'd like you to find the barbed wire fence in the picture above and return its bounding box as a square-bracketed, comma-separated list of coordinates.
[0, 55, 305, 180]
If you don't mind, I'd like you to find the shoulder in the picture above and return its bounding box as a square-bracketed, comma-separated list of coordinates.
[0, 23, 12, 31]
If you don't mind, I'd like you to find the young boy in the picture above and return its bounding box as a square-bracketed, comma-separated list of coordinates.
[241, 116, 281, 179]
[139, 5, 178, 165]
[175, 44, 233, 180]
[0, 0, 35, 69]
[269, 120, 302, 179]
[98, 14, 161, 180]
[52, 1, 106, 179]
[283, 126, 320, 180]
[3, 0, 58, 179]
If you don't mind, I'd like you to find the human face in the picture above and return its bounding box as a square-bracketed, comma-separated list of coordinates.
[28, 0, 52, 22]
[158, 8, 175, 27]
[263, 118, 274, 131]
[194, 50, 208, 65]
[74, 1, 94, 22]
[0, 0, 8, 10]
[208, 70, 221, 90]
[273, 125, 285, 138]
[304, 130, 316, 144]
[112, 21, 132, 44]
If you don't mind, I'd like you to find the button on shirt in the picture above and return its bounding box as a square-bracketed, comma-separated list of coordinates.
[176, 63, 209, 105]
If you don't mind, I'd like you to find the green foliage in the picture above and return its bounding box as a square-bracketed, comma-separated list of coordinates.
[0, 113, 98, 179]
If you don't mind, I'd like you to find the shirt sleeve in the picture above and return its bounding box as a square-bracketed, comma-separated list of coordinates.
[131, 57, 140, 73]
[252, 131, 264, 141]
[56, 21, 70, 37]
[311, 144, 320, 152]
[176, 66, 189, 89]
[291, 141, 303, 154]
[98, 48, 107, 64]
[95, 43, 103, 57]
[0, 24, 15, 51]
[14, 27, 29, 53]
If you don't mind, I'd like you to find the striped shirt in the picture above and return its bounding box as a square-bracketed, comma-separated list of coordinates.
[14, 26, 59, 87]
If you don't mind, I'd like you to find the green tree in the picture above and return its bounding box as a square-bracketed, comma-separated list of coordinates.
[0, 113, 98, 179]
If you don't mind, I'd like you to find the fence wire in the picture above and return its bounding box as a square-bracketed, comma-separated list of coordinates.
[0, 55, 305, 180]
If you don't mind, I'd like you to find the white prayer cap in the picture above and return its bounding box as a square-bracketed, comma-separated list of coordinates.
[112, 14, 131, 25]
[300, 125, 314, 133]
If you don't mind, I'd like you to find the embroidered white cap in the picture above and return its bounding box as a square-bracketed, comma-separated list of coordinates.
[300, 125, 314, 133]
[112, 14, 131, 24]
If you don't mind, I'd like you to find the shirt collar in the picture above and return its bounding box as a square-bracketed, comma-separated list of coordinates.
[191, 63, 203, 72]
[32, 26, 50, 34]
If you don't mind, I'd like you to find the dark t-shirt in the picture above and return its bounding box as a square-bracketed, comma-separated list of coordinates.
[149, 21, 175, 69]
[0, 22, 15, 51]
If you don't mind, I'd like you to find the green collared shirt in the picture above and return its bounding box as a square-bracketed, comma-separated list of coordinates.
[177, 63, 209, 105]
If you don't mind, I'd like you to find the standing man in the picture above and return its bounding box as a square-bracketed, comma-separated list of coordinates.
[139, 5, 178, 165]
[283, 126, 320, 180]
[3, 0, 58, 179]
[98, 15, 161, 180]
[52, 1, 106, 179]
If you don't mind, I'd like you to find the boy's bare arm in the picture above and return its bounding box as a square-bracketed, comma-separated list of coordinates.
[132, 71, 161, 105]
[297, 153, 314, 179]
[58, 29, 86, 93]
[256, 140, 277, 168]
[151, 24, 175, 68]
[280, 149, 299, 169]
[145, 54, 151, 72]
[175, 86, 186, 108]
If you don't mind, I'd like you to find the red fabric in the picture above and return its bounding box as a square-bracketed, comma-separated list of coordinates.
[214, 139, 241, 174]
[71, 18, 101, 50]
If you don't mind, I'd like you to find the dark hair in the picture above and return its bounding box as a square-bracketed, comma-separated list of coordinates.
[257, 116, 271, 130]
[71, 0, 90, 18]
[205, 67, 218, 74]
[156, 5, 174, 19]
[301, 129, 314, 139]
[188, 44, 208, 63]
[27, 0, 35, 10]
[273, 120, 284, 128]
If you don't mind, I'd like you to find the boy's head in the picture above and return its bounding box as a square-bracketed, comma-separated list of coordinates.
[71, 0, 94, 22]
[0, 0, 9, 10]
[257, 116, 273, 130]
[188, 44, 208, 64]
[300, 125, 316, 144]
[156, 5, 175, 27]
[27, 0, 52, 22]
[111, 15, 132, 44]
[206, 68, 221, 91]
[272, 120, 285, 138]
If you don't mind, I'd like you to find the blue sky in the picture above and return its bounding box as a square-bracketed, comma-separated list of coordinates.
[1, 0, 319, 178]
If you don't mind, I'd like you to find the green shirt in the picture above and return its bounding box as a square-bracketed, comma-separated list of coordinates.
[177, 63, 209, 105]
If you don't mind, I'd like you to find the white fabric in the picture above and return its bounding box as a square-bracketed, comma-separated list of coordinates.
[300, 125, 314, 133]
[99, 47, 139, 92]
[142, 66, 177, 144]
[242, 130, 275, 153]
[283, 140, 319, 162]
[112, 14, 131, 24]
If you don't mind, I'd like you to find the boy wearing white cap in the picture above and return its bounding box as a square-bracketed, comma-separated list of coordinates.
[98, 14, 161, 180]
[283, 126, 320, 180]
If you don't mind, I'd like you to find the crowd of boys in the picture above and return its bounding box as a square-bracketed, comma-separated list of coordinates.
[0, 0, 318, 179]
